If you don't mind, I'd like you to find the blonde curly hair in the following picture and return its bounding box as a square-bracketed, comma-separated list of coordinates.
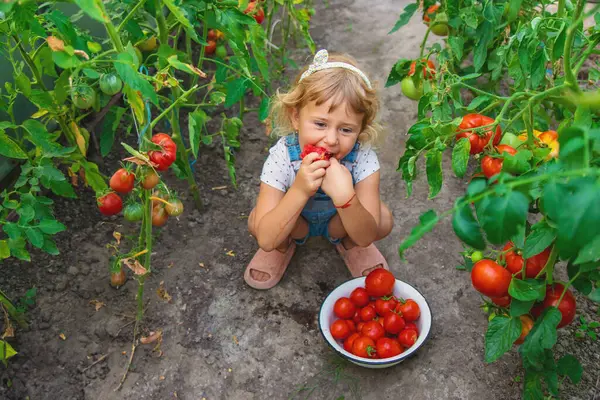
[268, 53, 383, 145]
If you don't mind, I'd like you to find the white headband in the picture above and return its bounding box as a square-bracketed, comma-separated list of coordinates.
[298, 49, 372, 89]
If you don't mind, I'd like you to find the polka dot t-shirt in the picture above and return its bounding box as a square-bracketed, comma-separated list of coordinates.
[260, 136, 380, 192]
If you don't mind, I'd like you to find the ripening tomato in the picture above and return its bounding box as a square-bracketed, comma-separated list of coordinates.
[408, 59, 436, 79]
[531, 283, 577, 328]
[383, 312, 406, 334]
[152, 205, 169, 227]
[330, 319, 351, 340]
[376, 337, 403, 358]
[365, 268, 395, 297]
[456, 114, 503, 154]
[396, 299, 421, 322]
[361, 321, 386, 341]
[514, 315, 534, 345]
[98, 192, 123, 216]
[471, 259, 512, 298]
[72, 84, 96, 110]
[350, 287, 370, 307]
[166, 199, 184, 217]
[137, 35, 157, 52]
[491, 296, 512, 307]
[110, 269, 127, 288]
[352, 336, 376, 358]
[423, 4, 439, 23]
[480, 145, 517, 179]
[398, 329, 418, 348]
[343, 333, 361, 352]
[359, 305, 376, 322]
[141, 170, 160, 190]
[503, 241, 551, 278]
[334, 297, 356, 319]
[244, 1, 265, 24]
[149, 133, 177, 171]
[423, 5, 449, 36]
[109, 168, 135, 193]
[205, 40, 217, 55]
[375, 296, 398, 317]
[207, 29, 218, 40]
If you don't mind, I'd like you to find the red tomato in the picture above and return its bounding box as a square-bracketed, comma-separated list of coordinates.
[152, 205, 169, 227]
[207, 29, 217, 40]
[471, 259, 512, 298]
[383, 313, 406, 334]
[350, 287, 370, 307]
[352, 310, 361, 323]
[345, 320, 356, 332]
[356, 322, 365, 333]
[98, 192, 123, 216]
[408, 59, 436, 79]
[404, 322, 419, 334]
[141, 169, 160, 190]
[398, 329, 418, 348]
[110, 269, 127, 288]
[376, 317, 385, 327]
[359, 306, 377, 322]
[503, 242, 551, 278]
[205, 39, 216, 55]
[148, 133, 177, 171]
[330, 319, 351, 340]
[531, 283, 577, 328]
[343, 333, 361, 352]
[396, 299, 421, 322]
[491, 296, 512, 307]
[423, 4, 439, 22]
[244, 2, 265, 24]
[334, 297, 356, 319]
[352, 336, 376, 358]
[361, 321, 386, 341]
[109, 168, 135, 193]
[514, 315, 534, 345]
[375, 296, 398, 317]
[456, 114, 503, 154]
[480, 145, 517, 179]
[376, 337, 403, 358]
[365, 268, 395, 297]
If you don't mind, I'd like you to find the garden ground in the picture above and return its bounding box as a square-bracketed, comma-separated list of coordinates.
[1, 0, 598, 399]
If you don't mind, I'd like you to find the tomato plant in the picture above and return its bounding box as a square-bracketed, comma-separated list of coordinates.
[389, 0, 600, 396]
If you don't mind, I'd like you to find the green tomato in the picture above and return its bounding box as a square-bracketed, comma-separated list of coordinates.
[499, 132, 522, 149]
[99, 73, 123, 95]
[401, 77, 423, 101]
[124, 203, 144, 222]
[431, 23, 448, 36]
[471, 251, 484, 263]
[71, 84, 96, 110]
[215, 45, 228, 59]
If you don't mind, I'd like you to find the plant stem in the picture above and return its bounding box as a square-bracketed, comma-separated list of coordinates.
[265, 1, 275, 54]
[419, 27, 432, 58]
[97, 1, 125, 53]
[155, 0, 169, 44]
[280, 2, 292, 69]
[0, 290, 27, 329]
[191, 2, 209, 88]
[563, 0, 586, 93]
[558, 271, 580, 304]
[117, 0, 148, 32]
[150, 85, 199, 130]
[535, 243, 558, 282]
[14, 38, 46, 90]
[558, 0, 566, 18]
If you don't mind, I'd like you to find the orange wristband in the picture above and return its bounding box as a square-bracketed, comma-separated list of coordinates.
[334, 193, 356, 209]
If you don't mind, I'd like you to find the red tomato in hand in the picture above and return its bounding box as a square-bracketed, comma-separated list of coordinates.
[350, 287, 370, 307]
[98, 192, 123, 216]
[503, 242, 551, 278]
[398, 329, 418, 348]
[359, 306, 377, 322]
[365, 268, 395, 297]
[471, 259, 512, 298]
[383, 312, 406, 334]
[361, 321, 386, 341]
[396, 299, 421, 322]
[531, 283, 577, 328]
[330, 319, 351, 340]
[352, 336, 376, 358]
[376, 337, 403, 358]
[334, 297, 356, 319]
[514, 315, 534, 345]
[375, 296, 398, 317]
[408, 59, 436, 79]
[149, 133, 177, 171]
[109, 168, 135, 193]
[344, 333, 361, 352]
[404, 322, 419, 334]
[456, 114, 503, 154]
[481, 145, 517, 179]
[300, 144, 332, 161]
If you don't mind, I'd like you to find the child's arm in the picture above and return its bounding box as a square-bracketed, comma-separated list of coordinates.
[321, 158, 380, 247]
[253, 153, 329, 251]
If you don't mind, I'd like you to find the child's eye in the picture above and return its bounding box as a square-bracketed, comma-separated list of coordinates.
[340, 127, 353, 134]
[314, 121, 326, 128]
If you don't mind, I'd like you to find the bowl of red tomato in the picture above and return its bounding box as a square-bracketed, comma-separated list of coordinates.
[318, 268, 432, 368]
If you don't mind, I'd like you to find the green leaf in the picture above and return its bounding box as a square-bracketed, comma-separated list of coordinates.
[510, 298, 535, 317]
[530, 49, 546, 89]
[15, 72, 31, 97]
[523, 221, 556, 258]
[42, 178, 76, 199]
[114, 53, 158, 104]
[54, 69, 71, 105]
[398, 210, 439, 258]
[163, 0, 200, 43]
[0, 340, 17, 364]
[484, 315, 522, 363]
[519, 308, 561, 369]
[210, 91, 226, 105]
[74, 0, 107, 22]
[452, 200, 486, 250]
[250, 25, 269, 83]
[573, 233, 600, 265]
[474, 21, 493, 72]
[189, 110, 208, 159]
[38, 219, 66, 234]
[0, 240, 9, 259]
[589, 288, 600, 303]
[502, 150, 532, 175]
[8, 238, 30, 261]
[467, 95, 492, 111]
[42, 237, 59, 255]
[80, 160, 107, 194]
[476, 190, 529, 244]
[451, 138, 470, 178]
[0, 131, 27, 159]
[100, 106, 126, 157]
[511, 223, 526, 249]
[167, 55, 206, 77]
[52, 51, 82, 69]
[425, 149, 442, 199]
[448, 36, 464, 61]
[225, 78, 247, 108]
[25, 228, 44, 249]
[389, 3, 418, 34]
[509, 278, 546, 301]
[507, 0, 523, 22]
[557, 354, 582, 384]
[523, 370, 543, 400]
[28, 89, 55, 111]
[259, 97, 270, 122]
[22, 120, 74, 157]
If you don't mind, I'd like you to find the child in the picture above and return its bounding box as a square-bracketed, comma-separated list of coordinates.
[245, 49, 394, 290]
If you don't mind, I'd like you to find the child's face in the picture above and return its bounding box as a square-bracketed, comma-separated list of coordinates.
[291, 98, 363, 160]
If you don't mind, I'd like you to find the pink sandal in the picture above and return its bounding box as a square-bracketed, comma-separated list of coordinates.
[244, 242, 297, 290]
[335, 242, 389, 278]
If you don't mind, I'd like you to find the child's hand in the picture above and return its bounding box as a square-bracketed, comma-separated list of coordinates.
[292, 152, 330, 197]
[321, 158, 354, 205]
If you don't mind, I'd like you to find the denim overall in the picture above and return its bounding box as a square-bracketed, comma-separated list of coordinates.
[285, 134, 359, 245]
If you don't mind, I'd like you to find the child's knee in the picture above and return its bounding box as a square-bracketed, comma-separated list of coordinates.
[377, 203, 394, 239]
[248, 208, 257, 237]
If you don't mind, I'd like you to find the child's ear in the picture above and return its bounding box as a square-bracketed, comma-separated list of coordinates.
[290, 107, 300, 131]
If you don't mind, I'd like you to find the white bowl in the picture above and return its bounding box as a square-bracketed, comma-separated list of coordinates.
[318, 277, 432, 368]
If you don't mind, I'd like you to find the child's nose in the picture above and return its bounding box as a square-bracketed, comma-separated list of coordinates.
[324, 128, 338, 146]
